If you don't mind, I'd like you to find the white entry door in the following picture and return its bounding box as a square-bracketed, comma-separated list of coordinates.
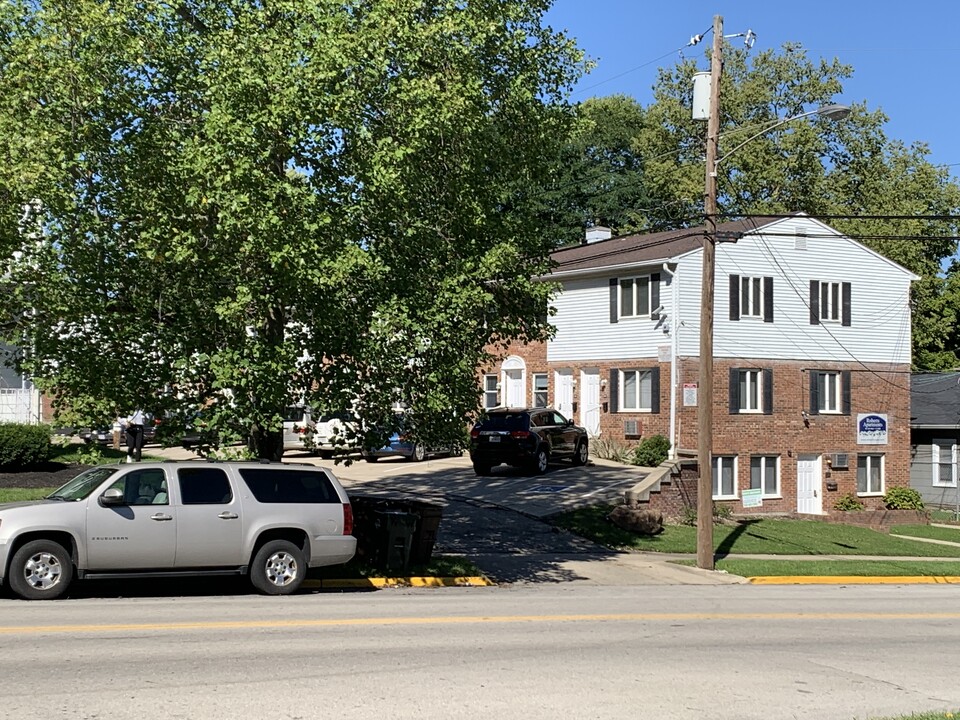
[554, 369, 574, 419]
[796, 455, 823, 514]
[580, 368, 601, 437]
[504, 369, 525, 408]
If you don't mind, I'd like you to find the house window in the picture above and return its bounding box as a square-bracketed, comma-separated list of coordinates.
[750, 456, 779, 497]
[817, 371, 840, 413]
[820, 282, 841, 322]
[712, 456, 738, 499]
[740, 276, 763, 317]
[483, 374, 499, 409]
[618, 276, 650, 319]
[532, 373, 548, 408]
[621, 369, 653, 411]
[933, 440, 958, 488]
[857, 454, 884, 495]
[738, 370, 761, 412]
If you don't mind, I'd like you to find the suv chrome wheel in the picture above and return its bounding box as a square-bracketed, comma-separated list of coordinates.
[250, 539, 306, 595]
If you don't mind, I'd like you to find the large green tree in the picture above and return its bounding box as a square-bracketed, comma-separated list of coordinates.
[0, 0, 583, 458]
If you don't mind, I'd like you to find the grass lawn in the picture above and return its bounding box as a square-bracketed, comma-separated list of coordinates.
[0, 487, 55, 503]
[871, 713, 958, 720]
[675, 558, 960, 577]
[551, 504, 960, 557]
[890, 524, 960, 543]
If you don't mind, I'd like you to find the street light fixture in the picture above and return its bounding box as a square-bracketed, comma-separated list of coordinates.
[696, 15, 850, 571]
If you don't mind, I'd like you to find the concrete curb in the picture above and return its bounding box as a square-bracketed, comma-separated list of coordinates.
[304, 576, 494, 589]
[748, 575, 960, 585]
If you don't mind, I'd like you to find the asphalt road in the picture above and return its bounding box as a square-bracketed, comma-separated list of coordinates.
[2, 584, 959, 720]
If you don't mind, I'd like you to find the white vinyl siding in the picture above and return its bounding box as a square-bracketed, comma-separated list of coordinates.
[712, 456, 738, 499]
[857, 454, 884, 495]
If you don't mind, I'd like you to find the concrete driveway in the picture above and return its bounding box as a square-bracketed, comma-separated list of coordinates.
[151, 445, 740, 586]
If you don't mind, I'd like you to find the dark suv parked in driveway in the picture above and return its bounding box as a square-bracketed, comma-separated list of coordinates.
[468, 408, 589, 476]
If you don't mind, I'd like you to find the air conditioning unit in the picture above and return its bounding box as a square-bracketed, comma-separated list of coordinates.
[623, 420, 641, 438]
[830, 453, 849, 469]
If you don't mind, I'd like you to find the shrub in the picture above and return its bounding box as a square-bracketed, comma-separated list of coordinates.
[590, 436, 636, 464]
[0, 423, 52, 469]
[883, 487, 925, 510]
[632, 434, 670, 467]
[834, 493, 865, 511]
[679, 503, 733, 525]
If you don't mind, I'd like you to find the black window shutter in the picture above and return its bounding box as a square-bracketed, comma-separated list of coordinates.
[809, 371, 820, 415]
[650, 273, 661, 320]
[650, 367, 661, 414]
[842, 370, 851, 415]
[729, 275, 740, 321]
[841, 282, 852, 326]
[609, 369, 619, 413]
[729, 367, 740, 414]
[763, 276, 774, 323]
[609, 279, 618, 324]
[762, 368, 773, 415]
[809, 281, 820, 325]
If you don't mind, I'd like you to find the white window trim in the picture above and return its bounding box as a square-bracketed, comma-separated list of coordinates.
[740, 276, 763, 318]
[750, 455, 781, 498]
[532, 373, 548, 408]
[738, 369, 763, 414]
[618, 275, 651, 320]
[712, 455, 738, 500]
[482, 374, 499, 409]
[857, 453, 885, 496]
[620, 369, 653, 413]
[818, 371, 841, 414]
[820, 281, 842, 322]
[932, 440, 958, 488]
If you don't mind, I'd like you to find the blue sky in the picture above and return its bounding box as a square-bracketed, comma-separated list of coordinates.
[544, 1, 960, 181]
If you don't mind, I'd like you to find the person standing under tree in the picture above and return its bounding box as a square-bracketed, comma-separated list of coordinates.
[125, 408, 146, 462]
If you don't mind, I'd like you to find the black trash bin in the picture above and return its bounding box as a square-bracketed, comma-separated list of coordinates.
[349, 495, 444, 570]
[373, 510, 417, 573]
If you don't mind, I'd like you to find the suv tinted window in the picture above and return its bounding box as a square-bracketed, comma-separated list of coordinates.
[178, 467, 233, 504]
[476, 412, 530, 431]
[284, 406, 307, 422]
[239, 468, 338, 504]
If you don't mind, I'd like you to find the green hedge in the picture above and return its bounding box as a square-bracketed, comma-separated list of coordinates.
[0, 423, 52, 469]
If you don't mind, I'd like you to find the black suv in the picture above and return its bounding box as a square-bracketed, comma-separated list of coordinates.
[468, 408, 589, 476]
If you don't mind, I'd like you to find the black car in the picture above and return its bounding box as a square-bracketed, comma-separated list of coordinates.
[468, 407, 589, 476]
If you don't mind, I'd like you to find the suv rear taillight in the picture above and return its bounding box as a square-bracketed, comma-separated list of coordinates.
[510, 430, 531, 439]
[470, 428, 480, 438]
[342, 503, 354, 535]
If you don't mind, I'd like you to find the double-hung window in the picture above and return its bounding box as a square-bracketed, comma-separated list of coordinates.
[712, 456, 738, 499]
[818, 371, 840, 413]
[740, 276, 763, 318]
[750, 456, 780, 497]
[729, 274, 773, 322]
[532, 373, 548, 408]
[819, 282, 841, 322]
[933, 440, 958, 487]
[621, 369, 653, 411]
[738, 370, 761, 412]
[857, 454, 884, 495]
[729, 368, 771, 414]
[482, 374, 499, 409]
[809, 280, 851, 326]
[808, 370, 851, 416]
[619, 276, 650, 319]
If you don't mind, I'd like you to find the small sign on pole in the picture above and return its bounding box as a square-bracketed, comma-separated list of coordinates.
[683, 383, 698, 406]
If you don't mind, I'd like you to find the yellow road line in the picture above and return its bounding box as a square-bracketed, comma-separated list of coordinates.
[749, 575, 960, 585]
[4, 611, 960, 636]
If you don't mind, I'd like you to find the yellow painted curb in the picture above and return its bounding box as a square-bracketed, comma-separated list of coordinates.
[748, 575, 960, 585]
[303, 576, 494, 589]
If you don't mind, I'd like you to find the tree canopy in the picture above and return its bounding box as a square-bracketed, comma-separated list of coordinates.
[0, 0, 584, 457]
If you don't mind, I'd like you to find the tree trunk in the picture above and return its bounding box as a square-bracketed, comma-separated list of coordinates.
[250, 427, 284, 461]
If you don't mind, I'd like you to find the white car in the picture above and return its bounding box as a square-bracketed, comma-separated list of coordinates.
[312, 411, 359, 458]
[282, 405, 316, 451]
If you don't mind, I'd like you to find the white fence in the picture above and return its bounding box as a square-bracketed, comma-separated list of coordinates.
[0, 387, 41, 424]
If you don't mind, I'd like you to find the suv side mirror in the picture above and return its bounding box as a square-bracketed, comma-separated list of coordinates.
[100, 487, 125, 506]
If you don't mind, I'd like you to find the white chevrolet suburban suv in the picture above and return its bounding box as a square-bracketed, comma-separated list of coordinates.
[0, 461, 356, 600]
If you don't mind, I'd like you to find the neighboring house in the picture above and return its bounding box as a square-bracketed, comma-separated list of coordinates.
[910, 372, 960, 510]
[480, 214, 918, 515]
[0, 342, 45, 424]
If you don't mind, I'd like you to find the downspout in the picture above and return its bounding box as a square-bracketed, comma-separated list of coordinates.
[662, 262, 678, 459]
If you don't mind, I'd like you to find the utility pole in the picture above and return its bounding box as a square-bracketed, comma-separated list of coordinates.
[697, 14, 723, 571]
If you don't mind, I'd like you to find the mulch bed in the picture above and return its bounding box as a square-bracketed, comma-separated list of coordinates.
[0, 462, 91, 489]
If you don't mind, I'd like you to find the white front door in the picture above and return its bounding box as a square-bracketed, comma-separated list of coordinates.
[504, 369, 525, 408]
[797, 455, 823, 514]
[554, 369, 574, 419]
[580, 368, 601, 437]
